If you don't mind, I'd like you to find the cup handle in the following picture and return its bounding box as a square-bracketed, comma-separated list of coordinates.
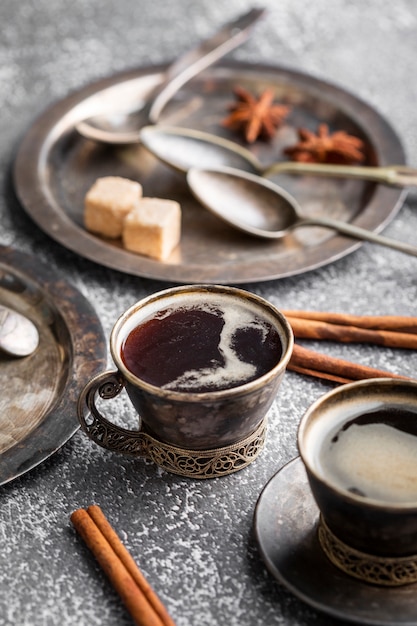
[77, 370, 149, 456]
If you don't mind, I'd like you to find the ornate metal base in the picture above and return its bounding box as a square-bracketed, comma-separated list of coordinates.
[78, 370, 267, 478]
[140, 418, 267, 478]
[318, 516, 417, 586]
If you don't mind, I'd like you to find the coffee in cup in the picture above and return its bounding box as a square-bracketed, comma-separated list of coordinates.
[315, 406, 417, 504]
[120, 295, 282, 393]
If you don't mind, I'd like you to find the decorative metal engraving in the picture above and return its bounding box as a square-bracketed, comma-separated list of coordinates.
[77, 370, 147, 455]
[318, 516, 417, 586]
[139, 418, 267, 478]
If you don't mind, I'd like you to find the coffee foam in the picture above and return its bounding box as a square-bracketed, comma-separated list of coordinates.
[118, 291, 281, 345]
[161, 301, 270, 391]
[319, 422, 417, 503]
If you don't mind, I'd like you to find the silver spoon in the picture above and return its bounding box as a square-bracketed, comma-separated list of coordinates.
[76, 8, 264, 144]
[0, 304, 39, 357]
[140, 125, 417, 187]
[187, 167, 417, 256]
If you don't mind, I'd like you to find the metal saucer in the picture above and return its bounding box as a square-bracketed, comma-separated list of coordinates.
[0, 245, 107, 485]
[253, 457, 417, 626]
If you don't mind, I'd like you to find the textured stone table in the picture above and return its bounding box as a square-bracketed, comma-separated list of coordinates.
[1, 1, 417, 625]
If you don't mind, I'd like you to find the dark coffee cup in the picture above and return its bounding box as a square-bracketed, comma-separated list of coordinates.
[78, 284, 293, 477]
[298, 378, 417, 585]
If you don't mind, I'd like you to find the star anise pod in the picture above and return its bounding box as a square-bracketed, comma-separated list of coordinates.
[222, 86, 290, 144]
[284, 123, 366, 164]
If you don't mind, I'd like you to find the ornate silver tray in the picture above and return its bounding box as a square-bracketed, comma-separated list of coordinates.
[13, 61, 406, 283]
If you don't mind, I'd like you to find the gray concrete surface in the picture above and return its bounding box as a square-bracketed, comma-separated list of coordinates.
[1, 1, 417, 624]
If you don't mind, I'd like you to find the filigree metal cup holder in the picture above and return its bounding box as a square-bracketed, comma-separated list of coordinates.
[77, 370, 267, 479]
[76, 285, 294, 479]
[318, 516, 417, 587]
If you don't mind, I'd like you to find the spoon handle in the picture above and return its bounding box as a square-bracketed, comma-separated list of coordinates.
[299, 216, 417, 257]
[264, 162, 417, 187]
[148, 7, 265, 123]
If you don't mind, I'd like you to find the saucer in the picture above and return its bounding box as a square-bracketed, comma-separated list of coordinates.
[254, 457, 417, 625]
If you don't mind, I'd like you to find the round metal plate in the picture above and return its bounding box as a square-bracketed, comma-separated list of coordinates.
[0, 245, 107, 485]
[13, 62, 406, 283]
[254, 457, 417, 625]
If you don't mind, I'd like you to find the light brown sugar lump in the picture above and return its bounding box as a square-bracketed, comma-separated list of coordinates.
[84, 176, 143, 238]
[122, 198, 181, 260]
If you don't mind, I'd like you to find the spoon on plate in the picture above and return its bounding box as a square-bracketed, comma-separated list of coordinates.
[140, 125, 417, 187]
[187, 167, 417, 256]
[76, 8, 264, 144]
[0, 304, 39, 357]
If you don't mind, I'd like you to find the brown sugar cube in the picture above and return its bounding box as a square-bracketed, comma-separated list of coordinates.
[122, 198, 181, 261]
[84, 176, 143, 238]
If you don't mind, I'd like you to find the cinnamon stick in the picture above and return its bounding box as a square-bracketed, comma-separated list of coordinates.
[86, 506, 176, 626]
[288, 362, 353, 384]
[71, 507, 175, 626]
[289, 343, 412, 383]
[283, 310, 417, 334]
[286, 316, 417, 349]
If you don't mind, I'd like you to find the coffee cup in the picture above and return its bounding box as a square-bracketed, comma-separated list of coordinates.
[298, 377, 417, 586]
[78, 284, 293, 478]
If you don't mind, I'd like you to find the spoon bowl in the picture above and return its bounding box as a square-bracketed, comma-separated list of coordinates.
[188, 167, 296, 238]
[187, 167, 417, 257]
[0, 305, 39, 357]
[140, 125, 261, 173]
[77, 110, 149, 145]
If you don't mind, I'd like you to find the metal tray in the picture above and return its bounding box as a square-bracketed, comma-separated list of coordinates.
[13, 61, 406, 283]
[0, 246, 106, 485]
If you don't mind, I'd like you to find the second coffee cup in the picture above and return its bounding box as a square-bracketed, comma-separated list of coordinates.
[298, 378, 417, 585]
